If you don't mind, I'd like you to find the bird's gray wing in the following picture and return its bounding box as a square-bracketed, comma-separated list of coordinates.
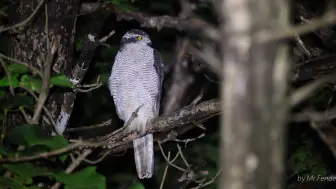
[153, 49, 164, 84]
[153, 49, 164, 115]
[108, 51, 127, 120]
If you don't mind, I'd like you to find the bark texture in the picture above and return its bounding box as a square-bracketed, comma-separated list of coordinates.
[219, 0, 290, 189]
[8, 0, 80, 132]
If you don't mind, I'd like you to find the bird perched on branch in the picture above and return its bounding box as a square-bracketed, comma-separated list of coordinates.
[108, 29, 164, 179]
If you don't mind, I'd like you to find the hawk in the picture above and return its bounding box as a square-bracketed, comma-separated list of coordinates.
[108, 29, 164, 179]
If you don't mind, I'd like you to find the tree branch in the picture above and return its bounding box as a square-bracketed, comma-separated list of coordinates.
[52, 7, 113, 135]
[255, 10, 336, 43]
[0, 99, 219, 163]
[290, 72, 336, 107]
[292, 54, 336, 82]
[50, 149, 93, 189]
[0, 0, 45, 34]
[115, 10, 220, 41]
[31, 9, 57, 124]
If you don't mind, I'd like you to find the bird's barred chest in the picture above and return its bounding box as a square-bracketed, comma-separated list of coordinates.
[108, 44, 161, 121]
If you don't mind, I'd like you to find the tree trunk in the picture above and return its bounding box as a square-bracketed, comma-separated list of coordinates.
[219, 0, 290, 188]
[7, 0, 80, 132]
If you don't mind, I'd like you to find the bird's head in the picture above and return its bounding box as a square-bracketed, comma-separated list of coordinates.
[120, 29, 152, 47]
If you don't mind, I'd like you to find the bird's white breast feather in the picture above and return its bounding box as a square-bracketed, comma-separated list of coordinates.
[108, 44, 161, 122]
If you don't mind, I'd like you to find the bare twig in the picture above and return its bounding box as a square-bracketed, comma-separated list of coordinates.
[158, 141, 186, 172]
[99, 30, 116, 42]
[0, 57, 15, 95]
[116, 11, 220, 41]
[66, 149, 93, 172]
[290, 73, 336, 107]
[192, 122, 206, 130]
[204, 73, 220, 84]
[19, 107, 31, 123]
[65, 119, 112, 133]
[31, 6, 56, 125]
[0, 0, 45, 34]
[291, 107, 336, 122]
[20, 86, 58, 133]
[177, 144, 190, 168]
[0, 53, 43, 77]
[83, 150, 110, 164]
[173, 134, 206, 147]
[102, 105, 143, 141]
[50, 149, 93, 189]
[256, 10, 336, 43]
[159, 151, 171, 189]
[77, 82, 103, 92]
[188, 89, 204, 107]
[190, 169, 222, 189]
[0, 142, 83, 163]
[294, 35, 311, 57]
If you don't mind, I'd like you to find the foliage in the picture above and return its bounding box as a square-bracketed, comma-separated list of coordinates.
[0, 125, 106, 189]
[0, 63, 73, 92]
[288, 133, 329, 176]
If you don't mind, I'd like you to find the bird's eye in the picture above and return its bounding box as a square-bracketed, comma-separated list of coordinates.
[137, 36, 143, 41]
[184, 53, 192, 59]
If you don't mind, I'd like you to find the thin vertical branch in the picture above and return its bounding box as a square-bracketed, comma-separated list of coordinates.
[31, 5, 57, 124]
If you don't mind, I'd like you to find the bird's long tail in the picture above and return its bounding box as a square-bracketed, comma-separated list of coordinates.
[133, 133, 154, 179]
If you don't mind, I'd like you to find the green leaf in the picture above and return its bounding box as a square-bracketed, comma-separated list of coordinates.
[0, 95, 34, 110]
[19, 74, 42, 93]
[50, 74, 72, 88]
[0, 73, 19, 88]
[128, 182, 145, 189]
[42, 135, 69, 150]
[8, 124, 68, 148]
[43, 136, 69, 162]
[0, 177, 22, 189]
[7, 124, 69, 162]
[23, 177, 33, 185]
[8, 64, 29, 74]
[55, 167, 106, 189]
[7, 124, 46, 146]
[3, 163, 54, 178]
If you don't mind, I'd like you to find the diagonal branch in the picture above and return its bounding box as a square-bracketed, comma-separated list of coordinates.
[115, 10, 220, 41]
[0, 99, 219, 163]
[31, 7, 58, 124]
[52, 7, 114, 135]
[0, 0, 45, 34]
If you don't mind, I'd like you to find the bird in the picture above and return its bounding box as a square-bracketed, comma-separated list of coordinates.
[108, 29, 164, 179]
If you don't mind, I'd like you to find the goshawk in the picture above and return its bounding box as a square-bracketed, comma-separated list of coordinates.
[108, 29, 164, 179]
